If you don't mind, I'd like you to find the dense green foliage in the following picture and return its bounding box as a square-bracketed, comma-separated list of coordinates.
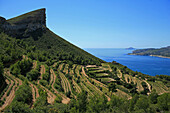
[0, 62, 7, 96]
[129, 46, 170, 57]
[5, 81, 32, 112]
[0, 33, 23, 65]
[69, 91, 170, 113]
[14, 82, 32, 104]
[21, 29, 103, 65]
[5, 89, 170, 113]
[10, 59, 32, 76]
[27, 69, 40, 81]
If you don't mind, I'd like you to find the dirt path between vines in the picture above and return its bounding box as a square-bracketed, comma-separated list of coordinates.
[50, 69, 70, 104]
[30, 84, 36, 108]
[58, 71, 67, 93]
[0, 71, 22, 112]
[32, 61, 37, 69]
[144, 80, 152, 93]
[82, 67, 111, 101]
[1, 78, 14, 100]
[72, 79, 81, 93]
[39, 84, 56, 104]
[30, 84, 36, 102]
[50, 70, 54, 85]
[38, 65, 45, 84]
[29, 82, 39, 108]
[34, 85, 39, 99]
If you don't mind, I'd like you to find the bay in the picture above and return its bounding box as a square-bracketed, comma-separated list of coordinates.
[84, 48, 170, 76]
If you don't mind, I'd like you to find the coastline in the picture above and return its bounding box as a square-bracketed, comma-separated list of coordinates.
[149, 55, 170, 59]
[128, 54, 170, 59]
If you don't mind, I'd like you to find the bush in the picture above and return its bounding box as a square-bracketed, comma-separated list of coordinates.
[27, 69, 40, 81]
[14, 82, 32, 105]
[66, 91, 71, 98]
[39, 80, 48, 86]
[55, 94, 62, 103]
[157, 93, 170, 111]
[0, 100, 4, 107]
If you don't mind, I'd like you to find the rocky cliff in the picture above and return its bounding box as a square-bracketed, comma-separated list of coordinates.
[0, 8, 46, 38]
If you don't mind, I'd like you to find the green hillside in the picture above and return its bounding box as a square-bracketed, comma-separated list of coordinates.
[0, 8, 170, 113]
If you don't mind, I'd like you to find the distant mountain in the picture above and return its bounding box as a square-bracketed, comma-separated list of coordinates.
[0, 8, 169, 113]
[128, 46, 170, 58]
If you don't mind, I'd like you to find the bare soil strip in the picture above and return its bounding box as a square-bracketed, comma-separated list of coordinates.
[29, 82, 39, 108]
[75, 65, 82, 77]
[33, 85, 39, 99]
[82, 67, 110, 100]
[86, 65, 97, 68]
[52, 61, 60, 67]
[31, 84, 36, 102]
[115, 89, 132, 100]
[82, 68, 108, 88]
[148, 81, 169, 95]
[30, 84, 36, 108]
[72, 79, 81, 93]
[59, 72, 72, 94]
[117, 69, 122, 78]
[38, 65, 45, 84]
[124, 74, 132, 83]
[63, 64, 69, 74]
[75, 66, 94, 96]
[70, 64, 76, 75]
[143, 80, 152, 92]
[36, 66, 56, 104]
[58, 63, 64, 70]
[50, 70, 54, 86]
[50, 69, 70, 104]
[1, 77, 14, 101]
[80, 82, 93, 96]
[37, 68, 56, 104]
[32, 61, 37, 70]
[0, 71, 22, 112]
[79, 66, 101, 96]
[81, 69, 110, 101]
[39, 84, 56, 104]
[134, 78, 144, 92]
[58, 71, 67, 93]
[106, 64, 112, 72]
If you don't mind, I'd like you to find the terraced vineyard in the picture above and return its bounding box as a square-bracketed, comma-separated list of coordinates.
[0, 70, 22, 111]
[0, 58, 170, 112]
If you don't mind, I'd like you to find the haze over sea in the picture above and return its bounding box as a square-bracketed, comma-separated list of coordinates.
[84, 48, 170, 76]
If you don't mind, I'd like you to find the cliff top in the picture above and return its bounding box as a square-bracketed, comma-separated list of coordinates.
[7, 8, 46, 26]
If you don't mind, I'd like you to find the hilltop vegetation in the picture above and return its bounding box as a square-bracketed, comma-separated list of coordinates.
[129, 46, 170, 58]
[0, 8, 170, 113]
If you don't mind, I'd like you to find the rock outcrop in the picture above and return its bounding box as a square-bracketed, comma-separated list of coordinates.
[0, 8, 46, 38]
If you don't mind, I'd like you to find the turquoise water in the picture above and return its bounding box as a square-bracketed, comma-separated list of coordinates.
[84, 48, 170, 76]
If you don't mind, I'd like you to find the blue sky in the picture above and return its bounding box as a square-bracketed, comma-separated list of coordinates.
[0, 0, 170, 48]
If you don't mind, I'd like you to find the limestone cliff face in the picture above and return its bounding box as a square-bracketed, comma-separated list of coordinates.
[0, 8, 46, 38]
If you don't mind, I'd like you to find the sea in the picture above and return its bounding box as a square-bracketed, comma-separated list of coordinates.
[84, 48, 170, 76]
